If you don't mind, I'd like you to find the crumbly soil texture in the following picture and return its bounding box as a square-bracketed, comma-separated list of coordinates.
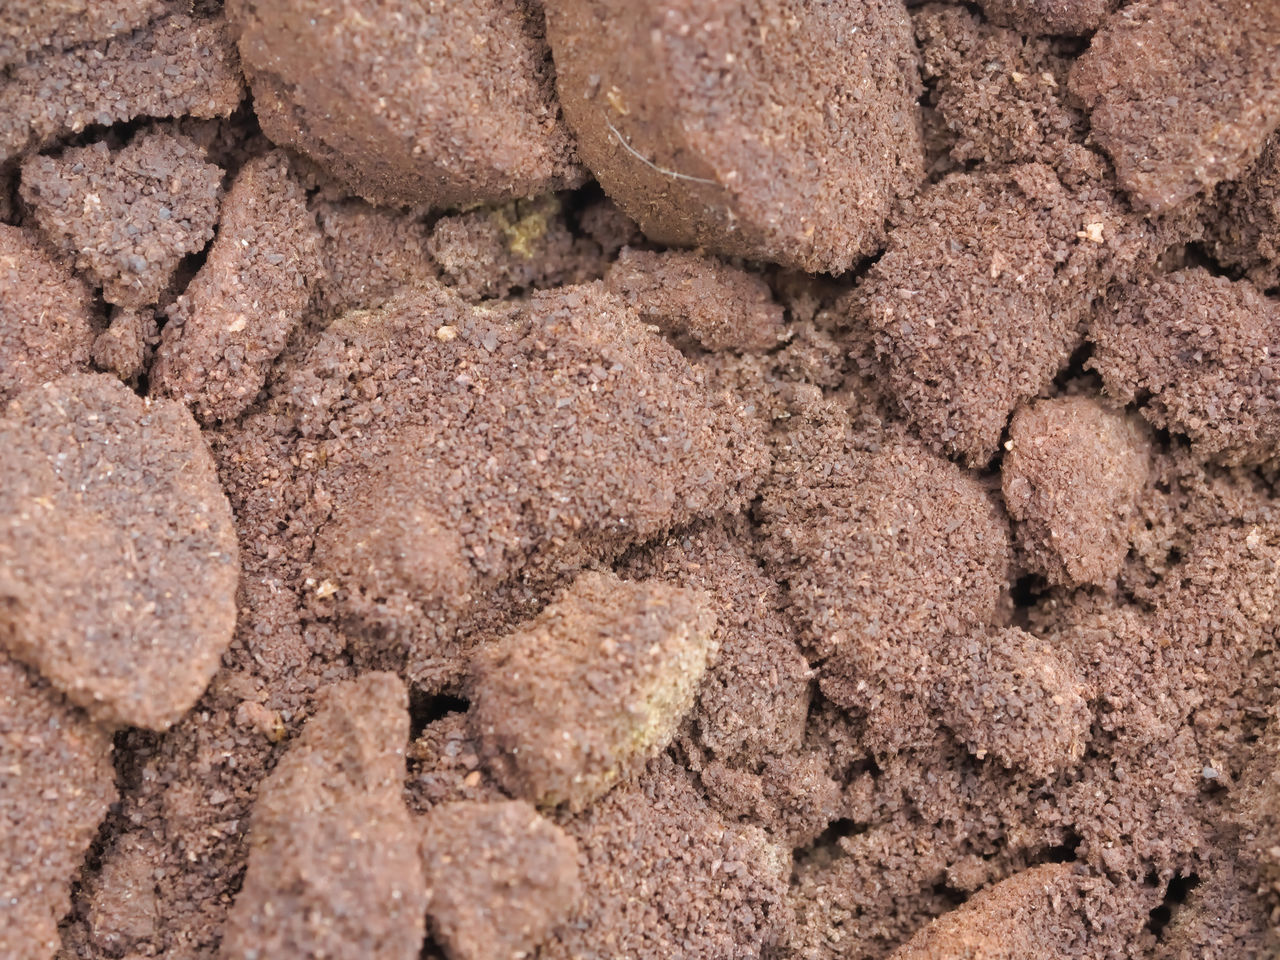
[1, 3, 1279, 960]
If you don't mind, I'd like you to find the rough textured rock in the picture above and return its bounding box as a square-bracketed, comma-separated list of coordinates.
[0, 14, 243, 165]
[1089, 269, 1280, 465]
[220, 673, 426, 960]
[469, 570, 716, 810]
[936, 625, 1091, 778]
[1003, 395, 1150, 586]
[420, 800, 581, 960]
[0, 654, 117, 960]
[0, 373, 238, 729]
[20, 130, 222, 307]
[151, 151, 321, 423]
[544, 0, 924, 273]
[229, 0, 583, 208]
[887, 863, 1102, 959]
[0, 224, 96, 402]
[1069, 0, 1280, 212]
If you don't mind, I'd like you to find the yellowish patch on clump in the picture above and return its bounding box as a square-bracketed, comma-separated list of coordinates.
[491, 195, 560, 260]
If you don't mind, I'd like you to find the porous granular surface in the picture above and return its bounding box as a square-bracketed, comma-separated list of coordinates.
[0, 224, 96, 402]
[1002, 394, 1151, 587]
[220, 672, 426, 960]
[4, 6, 1280, 960]
[20, 129, 222, 307]
[0, 655, 116, 960]
[0, 374, 239, 729]
[151, 150, 320, 422]
[228, 0, 583, 207]
[420, 800, 581, 960]
[1069, 0, 1280, 213]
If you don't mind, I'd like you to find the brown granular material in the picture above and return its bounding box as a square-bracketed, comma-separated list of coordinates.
[855, 164, 1102, 465]
[541, 757, 791, 960]
[298, 281, 764, 688]
[757, 400, 1012, 753]
[914, 6, 1100, 183]
[419, 800, 581, 960]
[7, 8, 1280, 959]
[1002, 394, 1151, 587]
[0, 223, 95, 402]
[469, 570, 716, 811]
[0, 14, 243, 165]
[604, 247, 785, 353]
[313, 198, 436, 318]
[0, 0, 180, 69]
[20, 129, 222, 307]
[151, 151, 321, 423]
[428, 195, 604, 302]
[0, 655, 116, 960]
[888, 863, 1102, 958]
[228, 0, 583, 208]
[974, 0, 1115, 36]
[544, 0, 924, 274]
[91, 306, 159, 382]
[1089, 269, 1280, 466]
[220, 672, 427, 960]
[1208, 131, 1280, 290]
[1069, 0, 1280, 213]
[0, 373, 238, 729]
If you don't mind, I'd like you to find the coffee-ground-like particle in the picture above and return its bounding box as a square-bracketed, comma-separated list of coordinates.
[151, 151, 321, 423]
[20, 130, 222, 307]
[1089, 269, 1280, 466]
[1069, 0, 1280, 213]
[429, 195, 603, 301]
[0, 223, 95, 402]
[220, 673, 426, 960]
[540, 758, 790, 960]
[887, 863, 1100, 958]
[604, 247, 785, 353]
[419, 800, 581, 960]
[299, 281, 765, 688]
[0, 373, 238, 730]
[92, 306, 160, 383]
[974, 0, 1115, 36]
[229, 0, 583, 208]
[0, 655, 117, 960]
[469, 570, 716, 810]
[0, 14, 243, 165]
[0, 0, 182, 69]
[1003, 394, 1150, 587]
[544, 0, 924, 273]
[1208, 132, 1280, 290]
[855, 164, 1103, 465]
[407, 713, 507, 812]
[936, 625, 1091, 778]
[758, 404, 1011, 753]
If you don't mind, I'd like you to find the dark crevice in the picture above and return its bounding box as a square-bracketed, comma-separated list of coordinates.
[1147, 872, 1200, 939]
[408, 688, 469, 741]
